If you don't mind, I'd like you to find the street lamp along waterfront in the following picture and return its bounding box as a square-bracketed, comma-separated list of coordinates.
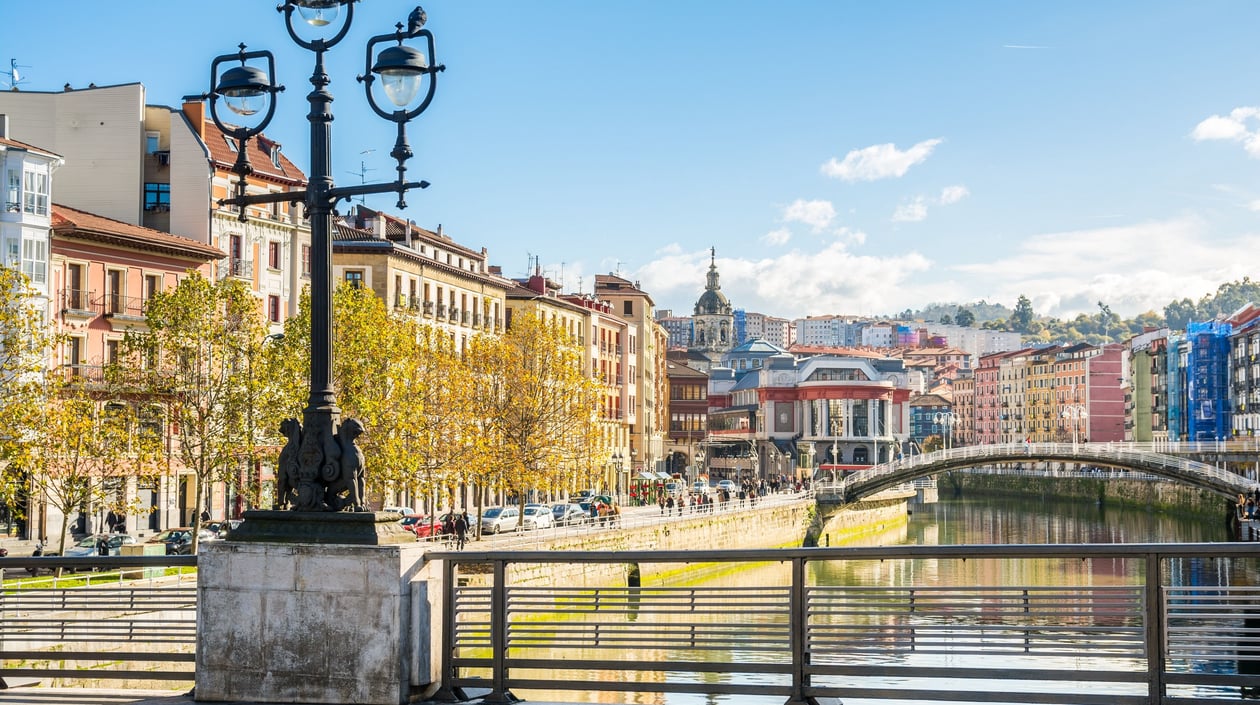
[201, 1, 443, 539]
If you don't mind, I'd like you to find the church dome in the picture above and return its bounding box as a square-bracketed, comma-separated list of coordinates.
[695, 287, 731, 315]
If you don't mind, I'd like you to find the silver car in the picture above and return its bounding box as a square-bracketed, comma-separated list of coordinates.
[480, 506, 520, 534]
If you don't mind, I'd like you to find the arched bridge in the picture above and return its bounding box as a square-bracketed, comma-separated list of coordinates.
[817, 442, 1255, 505]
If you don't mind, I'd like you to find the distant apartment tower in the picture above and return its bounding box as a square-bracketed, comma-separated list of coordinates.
[654, 310, 693, 348]
[924, 323, 1023, 364]
[794, 315, 860, 347]
[737, 310, 793, 348]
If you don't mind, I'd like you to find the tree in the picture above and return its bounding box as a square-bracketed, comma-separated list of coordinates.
[1011, 295, 1035, 333]
[954, 307, 976, 328]
[120, 272, 273, 550]
[470, 312, 603, 519]
[939, 314, 953, 325]
[17, 380, 161, 554]
[0, 266, 62, 517]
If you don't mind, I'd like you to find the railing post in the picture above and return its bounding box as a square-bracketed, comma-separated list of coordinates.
[785, 556, 809, 705]
[430, 557, 462, 702]
[483, 559, 516, 703]
[1144, 550, 1167, 704]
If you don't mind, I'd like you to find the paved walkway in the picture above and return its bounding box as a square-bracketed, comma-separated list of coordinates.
[0, 689, 192, 705]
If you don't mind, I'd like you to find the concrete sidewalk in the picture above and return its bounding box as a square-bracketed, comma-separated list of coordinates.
[0, 688, 193, 705]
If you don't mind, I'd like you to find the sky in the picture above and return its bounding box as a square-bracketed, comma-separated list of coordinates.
[5, 1, 1260, 321]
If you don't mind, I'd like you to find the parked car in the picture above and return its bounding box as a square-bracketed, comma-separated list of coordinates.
[147, 528, 194, 555]
[400, 514, 439, 538]
[692, 481, 711, 496]
[480, 506, 520, 534]
[522, 504, 554, 530]
[381, 506, 415, 517]
[552, 502, 587, 526]
[664, 481, 685, 498]
[62, 533, 137, 557]
[716, 479, 738, 494]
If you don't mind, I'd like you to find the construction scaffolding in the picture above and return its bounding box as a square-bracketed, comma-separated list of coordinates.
[1184, 320, 1232, 441]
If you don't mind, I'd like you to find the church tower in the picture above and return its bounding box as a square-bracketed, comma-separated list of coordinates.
[690, 247, 734, 363]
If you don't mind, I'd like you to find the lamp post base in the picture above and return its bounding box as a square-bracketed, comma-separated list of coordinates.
[230, 509, 415, 546]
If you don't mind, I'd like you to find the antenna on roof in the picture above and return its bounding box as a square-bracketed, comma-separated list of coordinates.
[3, 59, 31, 90]
[346, 149, 376, 204]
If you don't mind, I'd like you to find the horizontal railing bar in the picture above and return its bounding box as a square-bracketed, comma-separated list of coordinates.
[806, 663, 1150, 682]
[463, 677, 792, 696]
[0, 668, 193, 681]
[433, 541, 1260, 564]
[810, 685, 1148, 705]
[0, 650, 194, 662]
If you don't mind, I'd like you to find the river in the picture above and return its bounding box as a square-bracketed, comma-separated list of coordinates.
[506, 493, 1252, 704]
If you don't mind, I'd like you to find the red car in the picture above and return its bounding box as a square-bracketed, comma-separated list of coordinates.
[399, 514, 440, 538]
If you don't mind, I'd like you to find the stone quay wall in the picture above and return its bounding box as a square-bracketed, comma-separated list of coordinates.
[942, 471, 1231, 519]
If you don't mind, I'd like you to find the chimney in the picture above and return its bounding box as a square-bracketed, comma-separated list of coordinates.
[373, 215, 386, 238]
[0, 114, 7, 138]
[436, 224, 443, 239]
[182, 100, 206, 139]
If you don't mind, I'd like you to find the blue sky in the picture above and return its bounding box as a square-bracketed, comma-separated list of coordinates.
[6, 1, 1260, 321]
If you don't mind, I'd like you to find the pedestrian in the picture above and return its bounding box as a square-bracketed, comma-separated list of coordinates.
[96, 535, 109, 556]
[454, 511, 469, 550]
[32, 537, 45, 556]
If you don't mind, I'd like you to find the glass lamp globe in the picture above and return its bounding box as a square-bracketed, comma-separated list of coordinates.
[216, 65, 271, 117]
[294, 0, 341, 27]
[372, 44, 428, 108]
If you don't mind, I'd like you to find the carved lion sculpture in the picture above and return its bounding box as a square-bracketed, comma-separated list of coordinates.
[325, 418, 366, 512]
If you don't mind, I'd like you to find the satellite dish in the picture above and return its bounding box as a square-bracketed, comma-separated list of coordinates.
[2, 59, 31, 89]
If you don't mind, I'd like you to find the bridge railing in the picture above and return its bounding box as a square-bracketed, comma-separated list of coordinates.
[434, 543, 1260, 705]
[821, 443, 1252, 499]
[0, 554, 198, 686]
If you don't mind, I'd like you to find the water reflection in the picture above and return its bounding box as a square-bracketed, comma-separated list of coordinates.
[511, 495, 1256, 705]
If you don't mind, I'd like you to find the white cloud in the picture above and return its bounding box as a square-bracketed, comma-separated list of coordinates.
[762, 228, 792, 246]
[821, 138, 943, 182]
[636, 216, 1256, 321]
[938, 185, 970, 205]
[952, 216, 1260, 318]
[1249, 199, 1260, 212]
[1191, 107, 1260, 157]
[781, 199, 836, 232]
[892, 198, 928, 222]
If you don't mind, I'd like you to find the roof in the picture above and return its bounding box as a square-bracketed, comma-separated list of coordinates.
[52, 204, 225, 260]
[0, 136, 61, 160]
[202, 119, 307, 186]
[331, 222, 505, 288]
[728, 338, 788, 355]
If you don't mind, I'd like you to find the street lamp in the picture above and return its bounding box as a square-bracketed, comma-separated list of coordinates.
[934, 411, 958, 450]
[203, 2, 443, 517]
[610, 452, 623, 499]
[1062, 405, 1087, 448]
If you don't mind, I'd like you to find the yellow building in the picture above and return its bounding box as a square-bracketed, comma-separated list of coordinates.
[332, 206, 509, 353]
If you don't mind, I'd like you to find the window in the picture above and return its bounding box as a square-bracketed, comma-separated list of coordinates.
[5, 169, 19, 212]
[21, 235, 47, 284]
[66, 337, 83, 372]
[105, 339, 120, 366]
[271, 145, 281, 168]
[268, 241, 281, 270]
[146, 131, 161, 154]
[224, 135, 238, 152]
[344, 270, 364, 289]
[623, 300, 633, 316]
[106, 269, 123, 314]
[144, 183, 170, 212]
[268, 295, 281, 322]
[66, 263, 86, 308]
[23, 168, 48, 216]
[144, 274, 161, 300]
[301, 244, 311, 277]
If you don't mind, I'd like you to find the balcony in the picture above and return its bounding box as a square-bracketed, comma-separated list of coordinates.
[218, 258, 253, 280]
[461, 310, 470, 325]
[394, 294, 409, 310]
[473, 313, 482, 327]
[60, 288, 98, 321]
[437, 304, 448, 318]
[449, 306, 460, 322]
[424, 301, 434, 316]
[102, 294, 147, 319]
[62, 364, 105, 384]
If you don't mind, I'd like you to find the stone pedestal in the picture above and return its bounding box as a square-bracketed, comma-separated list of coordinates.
[195, 526, 434, 704]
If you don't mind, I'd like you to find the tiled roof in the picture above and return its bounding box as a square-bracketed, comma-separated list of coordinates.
[52, 204, 224, 260]
[202, 119, 307, 186]
[0, 136, 61, 160]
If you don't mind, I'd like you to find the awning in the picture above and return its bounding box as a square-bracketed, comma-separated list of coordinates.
[656, 472, 673, 480]
[772, 438, 797, 460]
[636, 472, 657, 480]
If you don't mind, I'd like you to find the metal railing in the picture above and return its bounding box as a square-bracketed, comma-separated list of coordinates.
[433, 543, 1260, 705]
[0, 554, 198, 685]
[820, 442, 1253, 502]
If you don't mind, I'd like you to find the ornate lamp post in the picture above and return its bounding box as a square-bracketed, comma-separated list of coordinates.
[201, 2, 443, 521]
[1062, 405, 1088, 448]
[934, 411, 958, 450]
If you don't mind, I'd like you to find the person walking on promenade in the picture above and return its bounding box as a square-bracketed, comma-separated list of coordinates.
[454, 511, 469, 550]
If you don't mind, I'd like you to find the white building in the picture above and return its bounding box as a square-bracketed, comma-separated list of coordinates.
[1, 120, 61, 311]
[924, 324, 1022, 364]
